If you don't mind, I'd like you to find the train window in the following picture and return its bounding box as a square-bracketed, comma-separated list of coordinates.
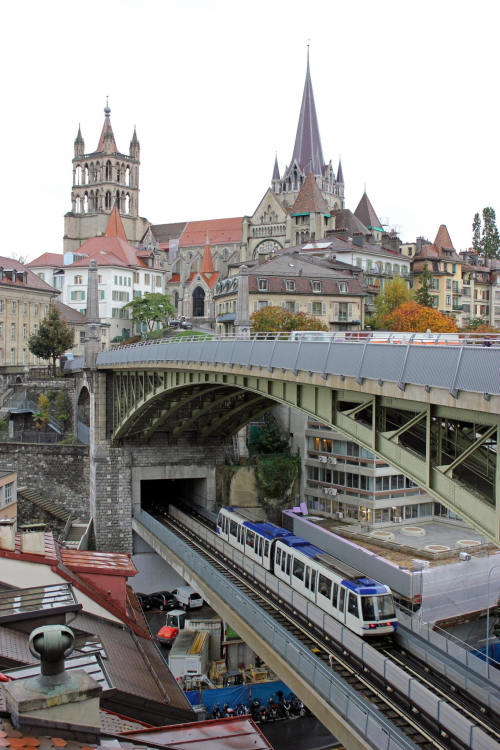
[305, 567, 310, 588]
[310, 570, 317, 592]
[377, 595, 395, 619]
[293, 558, 304, 581]
[339, 588, 345, 613]
[258, 537, 263, 556]
[286, 555, 291, 576]
[217, 512, 222, 528]
[318, 574, 332, 599]
[246, 530, 255, 548]
[237, 526, 242, 543]
[281, 553, 287, 572]
[264, 541, 269, 556]
[332, 582, 339, 608]
[230, 520, 238, 537]
[361, 596, 376, 621]
[225, 517, 229, 533]
[276, 548, 281, 564]
[348, 593, 359, 618]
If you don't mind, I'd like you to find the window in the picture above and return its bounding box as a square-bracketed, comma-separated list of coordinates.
[133, 272, 139, 283]
[99, 290, 105, 300]
[285, 280, 295, 291]
[452, 263, 456, 273]
[293, 557, 304, 581]
[22, 324, 27, 339]
[337, 282, 348, 294]
[338, 587, 345, 613]
[446, 295, 451, 306]
[79, 331, 85, 343]
[22, 348, 26, 364]
[144, 274, 150, 285]
[10, 323, 15, 340]
[276, 547, 281, 565]
[23, 303, 27, 314]
[348, 592, 359, 618]
[34, 304, 38, 315]
[312, 281, 322, 292]
[318, 574, 332, 599]
[3, 482, 14, 507]
[431, 278, 439, 290]
[0, 324, 3, 338]
[310, 569, 317, 592]
[44, 305, 48, 315]
[332, 582, 339, 608]
[230, 520, 238, 537]
[98, 275, 103, 284]
[74, 275, 83, 285]
[10, 348, 15, 364]
[257, 278, 268, 291]
[312, 301, 323, 315]
[156, 275, 162, 288]
[446, 279, 451, 290]
[246, 530, 255, 548]
[0, 300, 3, 313]
[11, 301, 15, 313]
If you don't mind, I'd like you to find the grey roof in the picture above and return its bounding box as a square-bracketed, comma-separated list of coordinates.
[53, 299, 86, 324]
[354, 192, 383, 230]
[331, 209, 369, 236]
[272, 154, 280, 181]
[337, 158, 344, 183]
[288, 51, 325, 176]
[150, 222, 187, 244]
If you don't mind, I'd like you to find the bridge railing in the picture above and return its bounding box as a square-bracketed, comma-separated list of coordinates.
[134, 508, 417, 750]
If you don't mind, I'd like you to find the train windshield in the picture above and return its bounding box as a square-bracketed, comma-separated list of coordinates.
[361, 595, 395, 621]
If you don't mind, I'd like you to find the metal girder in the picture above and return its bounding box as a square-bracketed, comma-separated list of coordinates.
[172, 390, 250, 439]
[380, 410, 427, 443]
[200, 395, 271, 439]
[142, 386, 227, 442]
[440, 424, 497, 476]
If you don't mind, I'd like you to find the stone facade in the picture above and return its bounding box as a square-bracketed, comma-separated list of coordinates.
[0, 443, 89, 519]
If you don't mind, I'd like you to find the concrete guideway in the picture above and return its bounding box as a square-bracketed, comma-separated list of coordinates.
[95, 336, 500, 543]
[133, 507, 500, 750]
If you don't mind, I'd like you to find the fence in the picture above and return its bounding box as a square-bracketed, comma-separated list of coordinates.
[184, 679, 290, 712]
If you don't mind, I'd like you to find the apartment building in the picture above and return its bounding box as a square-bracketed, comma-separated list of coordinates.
[0, 258, 58, 368]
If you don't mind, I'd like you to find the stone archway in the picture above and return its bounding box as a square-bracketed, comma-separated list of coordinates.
[77, 386, 90, 444]
[192, 286, 205, 317]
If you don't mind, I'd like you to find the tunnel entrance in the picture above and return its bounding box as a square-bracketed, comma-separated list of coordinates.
[140, 478, 207, 514]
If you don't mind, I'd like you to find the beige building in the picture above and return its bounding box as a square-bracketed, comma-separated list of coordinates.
[0, 470, 17, 524]
[411, 225, 464, 324]
[0, 258, 58, 368]
[214, 251, 366, 335]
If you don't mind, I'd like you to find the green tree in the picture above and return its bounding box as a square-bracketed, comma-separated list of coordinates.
[124, 293, 176, 332]
[373, 277, 413, 327]
[53, 390, 70, 433]
[28, 306, 74, 375]
[481, 207, 500, 258]
[414, 262, 434, 308]
[472, 212, 482, 252]
[251, 420, 289, 455]
[250, 306, 327, 333]
[33, 394, 50, 431]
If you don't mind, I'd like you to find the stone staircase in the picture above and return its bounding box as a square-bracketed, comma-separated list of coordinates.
[17, 487, 90, 549]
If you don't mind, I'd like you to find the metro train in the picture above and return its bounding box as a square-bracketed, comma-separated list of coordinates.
[216, 506, 397, 637]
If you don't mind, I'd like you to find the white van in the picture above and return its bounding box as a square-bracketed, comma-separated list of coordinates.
[172, 586, 203, 611]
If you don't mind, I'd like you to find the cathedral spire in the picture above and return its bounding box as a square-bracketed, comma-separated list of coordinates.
[290, 48, 325, 175]
[337, 157, 344, 184]
[272, 153, 280, 181]
[97, 100, 118, 152]
[74, 124, 85, 157]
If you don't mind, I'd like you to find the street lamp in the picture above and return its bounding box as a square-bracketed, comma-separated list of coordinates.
[485, 564, 500, 666]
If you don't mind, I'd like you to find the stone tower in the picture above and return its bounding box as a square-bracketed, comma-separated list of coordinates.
[64, 104, 149, 252]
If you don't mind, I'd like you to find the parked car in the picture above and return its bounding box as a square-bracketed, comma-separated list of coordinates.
[169, 319, 180, 327]
[180, 320, 192, 329]
[171, 586, 203, 610]
[138, 591, 177, 611]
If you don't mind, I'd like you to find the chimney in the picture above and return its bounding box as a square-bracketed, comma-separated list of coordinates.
[382, 233, 401, 254]
[2, 624, 102, 741]
[19, 523, 46, 554]
[416, 236, 425, 254]
[352, 232, 364, 247]
[0, 518, 16, 550]
[326, 228, 347, 241]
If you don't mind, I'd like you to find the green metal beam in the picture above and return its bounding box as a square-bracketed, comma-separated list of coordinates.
[440, 424, 497, 476]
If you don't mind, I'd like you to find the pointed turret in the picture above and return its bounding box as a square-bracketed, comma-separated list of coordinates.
[74, 124, 85, 157]
[434, 225, 455, 253]
[105, 201, 127, 240]
[354, 192, 383, 231]
[292, 172, 329, 215]
[272, 153, 280, 181]
[200, 240, 215, 275]
[97, 101, 118, 152]
[289, 49, 325, 176]
[130, 126, 140, 159]
[336, 158, 344, 184]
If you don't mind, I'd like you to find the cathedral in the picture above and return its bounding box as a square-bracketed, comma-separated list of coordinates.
[64, 54, 383, 322]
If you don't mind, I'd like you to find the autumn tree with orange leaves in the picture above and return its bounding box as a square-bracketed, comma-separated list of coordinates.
[250, 306, 327, 333]
[380, 302, 458, 333]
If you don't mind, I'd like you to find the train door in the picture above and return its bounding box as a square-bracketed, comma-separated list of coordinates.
[263, 540, 271, 571]
[317, 573, 334, 615]
[338, 586, 346, 624]
[346, 591, 360, 633]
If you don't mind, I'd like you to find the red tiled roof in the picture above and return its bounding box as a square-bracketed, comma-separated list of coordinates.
[434, 224, 455, 252]
[170, 273, 181, 282]
[0, 257, 58, 294]
[179, 218, 242, 247]
[65, 239, 145, 269]
[27, 252, 64, 268]
[120, 716, 273, 749]
[61, 549, 137, 577]
[187, 270, 219, 289]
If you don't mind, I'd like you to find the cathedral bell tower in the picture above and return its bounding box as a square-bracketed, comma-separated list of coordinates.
[64, 103, 148, 252]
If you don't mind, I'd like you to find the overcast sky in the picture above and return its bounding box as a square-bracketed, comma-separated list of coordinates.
[2, 0, 499, 261]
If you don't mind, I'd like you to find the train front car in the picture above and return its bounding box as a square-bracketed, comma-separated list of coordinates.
[344, 577, 397, 637]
